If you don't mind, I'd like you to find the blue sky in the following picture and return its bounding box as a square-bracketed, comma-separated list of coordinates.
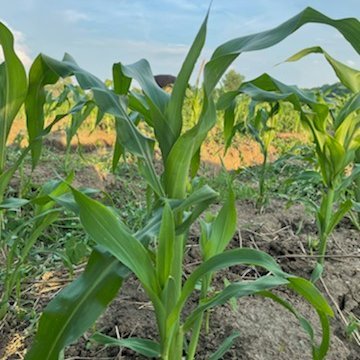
[1, 0, 359, 87]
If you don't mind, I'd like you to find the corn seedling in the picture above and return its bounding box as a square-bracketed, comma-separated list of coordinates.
[284, 48, 360, 281]
[0, 22, 98, 318]
[221, 96, 281, 209]
[219, 52, 359, 282]
[24, 8, 360, 360]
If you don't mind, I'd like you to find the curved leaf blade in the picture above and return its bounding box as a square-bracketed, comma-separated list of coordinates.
[25, 247, 125, 360]
[0, 22, 27, 172]
[92, 333, 161, 358]
[285, 46, 360, 93]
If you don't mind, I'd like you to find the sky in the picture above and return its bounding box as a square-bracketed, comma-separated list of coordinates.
[1, 0, 359, 88]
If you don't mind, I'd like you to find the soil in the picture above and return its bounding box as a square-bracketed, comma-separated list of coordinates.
[1, 122, 359, 359]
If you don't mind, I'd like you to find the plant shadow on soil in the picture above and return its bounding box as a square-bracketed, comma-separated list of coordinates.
[1, 135, 359, 360]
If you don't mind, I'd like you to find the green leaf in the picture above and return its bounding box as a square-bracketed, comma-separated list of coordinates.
[287, 279, 332, 358]
[205, 7, 360, 95]
[25, 247, 125, 360]
[296, 170, 323, 183]
[0, 197, 29, 209]
[223, 99, 236, 151]
[285, 47, 360, 93]
[25, 55, 60, 168]
[208, 331, 240, 360]
[258, 291, 330, 360]
[204, 187, 236, 258]
[113, 60, 172, 158]
[218, 73, 328, 125]
[156, 202, 175, 287]
[311, 263, 324, 283]
[166, 11, 208, 152]
[335, 93, 360, 129]
[184, 276, 289, 330]
[71, 187, 161, 300]
[112, 62, 131, 95]
[164, 99, 217, 198]
[65, 101, 96, 153]
[327, 199, 353, 235]
[0, 22, 27, 173]
[112, 133, 124, 172]
[92, 333, 161, 358]
[0, 146, 30, 201]
[168, 248, 287, 328]
[288, 277, 333, 316]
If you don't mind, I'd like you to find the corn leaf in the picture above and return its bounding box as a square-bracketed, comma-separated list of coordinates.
[167, 248, 287, 328]
[0, 22, 27, 173]
[335, 93, 360, 129]
[204, 187, 236, 258]
[166, 12, 208, 148]
[26, 55, 61, 168]
[258, 291, 330, 360]
[327, 199, 353, 235]
[25, 247, 125, 360]
[92, 333, 161, 358]
[205, 7, 360, 95]
[223, 99, 236, 151]
[285, 47, 360, 93]
[183, 276, 289, 330]
[156, 202, 175, 287]
[288, 277, 333, 316]
[208, 331, 240, 360]
[112, 62, 131, 95]
[113, 60, 172, 157]
[71, 188, 161, 300]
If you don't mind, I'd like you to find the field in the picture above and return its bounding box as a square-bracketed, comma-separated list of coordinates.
[0, 6, 359, 360]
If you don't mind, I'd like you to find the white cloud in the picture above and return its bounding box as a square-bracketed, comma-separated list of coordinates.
[63, 9, 90, 23]
[0, 20, 32, 68]
[165, 0, 201, 11]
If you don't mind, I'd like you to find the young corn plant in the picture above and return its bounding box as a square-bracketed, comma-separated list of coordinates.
[284, 48, 360, 281]
[221, 95, 281, 210]
[218, 74, 325, 209]
[308, 104, 360, 281]
[220, 49, 359, 282]
[0, 22, 95, 318]
[25, 8, 360, 360]
[0, 22, 43, 318]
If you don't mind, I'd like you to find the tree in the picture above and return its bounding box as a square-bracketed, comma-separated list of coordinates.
[221, 69, 245, 92]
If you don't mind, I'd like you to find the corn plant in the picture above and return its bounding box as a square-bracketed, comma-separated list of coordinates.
[25, 7, 360, 360]
[0, 176, 75, 318]
[284, 47, 360, 281]
[221, 95, 280, 209]
[0, 22, 96, 318]
[218, 74, 327, 209]
[221, 46, 360, 283]
[0, 22, 37, 317]
[0, 23, 27, 203]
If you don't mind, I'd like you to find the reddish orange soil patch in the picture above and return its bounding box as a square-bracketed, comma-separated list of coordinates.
[8, 117, 115, 151]
[201, 137, 277, 171]
[9, 117, 304, 171]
